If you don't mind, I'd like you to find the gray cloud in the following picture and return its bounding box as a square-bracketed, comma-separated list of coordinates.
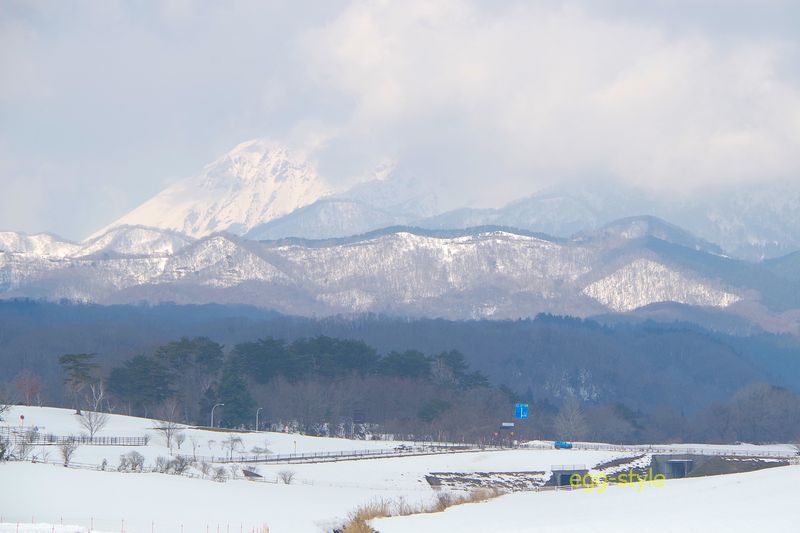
[1, 0, 798, 239]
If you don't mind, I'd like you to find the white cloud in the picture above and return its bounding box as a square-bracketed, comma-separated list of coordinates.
[302, 1, 800, 198]
[0, 0, 798, 236]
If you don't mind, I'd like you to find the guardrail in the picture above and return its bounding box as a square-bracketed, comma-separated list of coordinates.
[184, 443, 490, 465]
[521, 441, 799, 459]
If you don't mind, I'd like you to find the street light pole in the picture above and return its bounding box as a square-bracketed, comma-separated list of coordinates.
[211, 403, 224, 428]
[255, 407, 263, 431]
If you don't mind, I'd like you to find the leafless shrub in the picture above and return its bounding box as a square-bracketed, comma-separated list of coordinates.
[199, 460, 212, 478]
[118, 451, 145, 472]
[154, 456, 171, 473]
[170, 455, 192, 475]
[277, 469, 296, 484]
[59, 438, 79, 467]
[213, 466, 228, 482]
[250, 440, 272, 455]
[14, 440, 34, 461]
[175, 432, 186, 450]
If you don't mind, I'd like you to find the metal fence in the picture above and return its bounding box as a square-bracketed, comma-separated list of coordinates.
[1, 428, 148, 447]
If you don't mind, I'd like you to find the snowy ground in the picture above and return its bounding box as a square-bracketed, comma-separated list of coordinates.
[372, 465, 800, 532]
[1, 407, 797, 532]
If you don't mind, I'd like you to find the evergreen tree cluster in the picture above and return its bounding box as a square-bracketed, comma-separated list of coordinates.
[104, 335, 490, 429]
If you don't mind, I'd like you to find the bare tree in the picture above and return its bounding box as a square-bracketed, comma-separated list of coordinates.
[0, 390, 11, 422]
[60, 438, 79, 467]
[175, 432, 186, 451]
[13, 369, 43, 406]
[87, 381, 106, 412]
[222, 434, 243, 460]
[189, 436, 200, 461]
[154, 399, 184, 452]
[277, 470, 296, 484]
[14, 440, 34, 461]
[155, 419, 183, 452]
[554, 397, 589, 441]
[78, 410, 109, 439]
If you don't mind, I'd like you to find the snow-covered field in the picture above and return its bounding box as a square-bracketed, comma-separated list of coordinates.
[372, 465, 800, 532]
[1, 407, 797, 532]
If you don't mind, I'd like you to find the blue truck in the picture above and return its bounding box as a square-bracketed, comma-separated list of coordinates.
[553, 440, 573, 449]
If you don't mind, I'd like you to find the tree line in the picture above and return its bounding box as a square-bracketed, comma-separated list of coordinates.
[1, 335, 786, 445]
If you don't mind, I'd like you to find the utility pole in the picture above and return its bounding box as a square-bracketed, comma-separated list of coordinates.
[255, 407, 262, 431]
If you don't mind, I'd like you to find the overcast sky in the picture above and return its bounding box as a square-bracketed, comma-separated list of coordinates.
[1, 0, 799, 240]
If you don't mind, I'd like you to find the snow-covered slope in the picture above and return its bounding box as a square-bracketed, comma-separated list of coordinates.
[0, 231, 79, 258]
[95, 140, 333, 238]
[1, 222, 766, 319]
[77, 226, 195, 257]
[583, 259, 740, 312]
[372, 465, 800, 533]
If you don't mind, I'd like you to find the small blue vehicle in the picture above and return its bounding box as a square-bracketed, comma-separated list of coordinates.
[554, 440, 573, 449]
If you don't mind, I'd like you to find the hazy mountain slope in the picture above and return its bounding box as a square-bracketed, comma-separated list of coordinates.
[244, 199, 406, 241]
[94, 140, 332, 238]
[4, 219, 786, 321]
[416, 182, 800, 260]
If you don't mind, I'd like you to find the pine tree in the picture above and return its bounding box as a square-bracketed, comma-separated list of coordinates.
[216, 363, 255, 428]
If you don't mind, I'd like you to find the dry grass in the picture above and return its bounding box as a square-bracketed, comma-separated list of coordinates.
[340, 489, 502, 532]
[341, 499, 392, 533]
[429, 488, 500, 513]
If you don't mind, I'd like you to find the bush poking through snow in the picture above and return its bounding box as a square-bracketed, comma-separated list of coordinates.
[171, 455, 192, 475]
[0, 436, 9, 461]
[199, 460, 212, 479]
[213, 466, 228, 482]
[118, 451, 145, 472]
[155, 456, 170, 473]
[59, 438, 79, 467]
[277, 470, 296, 484]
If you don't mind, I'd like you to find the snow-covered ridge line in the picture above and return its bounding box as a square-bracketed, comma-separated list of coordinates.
[0, 222, 748, 318]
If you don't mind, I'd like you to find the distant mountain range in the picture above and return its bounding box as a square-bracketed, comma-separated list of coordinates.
[1, 139, 798, 331]
[1, 218, 798, 334]
[92, 139, 800, 260]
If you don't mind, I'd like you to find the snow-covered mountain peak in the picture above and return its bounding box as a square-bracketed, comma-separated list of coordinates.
[0, 231, 79, 258]
[94, 139, 333, 239]
[78, 225, 195, 257]
[574, 216, 723, 255]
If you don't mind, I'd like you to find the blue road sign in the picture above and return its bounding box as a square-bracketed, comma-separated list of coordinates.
[515, 403, 529, 419]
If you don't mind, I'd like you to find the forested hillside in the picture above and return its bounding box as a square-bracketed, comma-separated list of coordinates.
[2, 300, 799, 443]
